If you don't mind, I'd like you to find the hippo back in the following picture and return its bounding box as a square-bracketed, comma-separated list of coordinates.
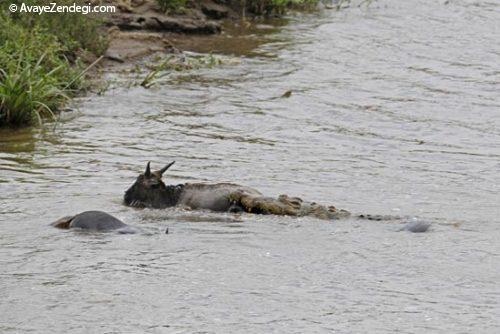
[69, 211, 129, 231]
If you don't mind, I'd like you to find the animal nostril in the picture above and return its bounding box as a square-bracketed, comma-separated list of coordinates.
[228, 203, 244, 213]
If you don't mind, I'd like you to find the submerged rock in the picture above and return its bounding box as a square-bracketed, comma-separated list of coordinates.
[399, 218, 432, 233]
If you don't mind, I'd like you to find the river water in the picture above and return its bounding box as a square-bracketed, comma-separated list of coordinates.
[1, 0, 499, 332]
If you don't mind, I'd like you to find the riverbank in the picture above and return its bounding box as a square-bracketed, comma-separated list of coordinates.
[0, 0, 320, 128]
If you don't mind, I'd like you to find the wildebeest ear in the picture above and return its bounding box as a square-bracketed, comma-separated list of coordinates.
[144, 161, 151, 177]
[159, 161, 175, 177]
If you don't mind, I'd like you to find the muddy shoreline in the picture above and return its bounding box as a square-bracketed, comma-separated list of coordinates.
[100, 0, 249, 68]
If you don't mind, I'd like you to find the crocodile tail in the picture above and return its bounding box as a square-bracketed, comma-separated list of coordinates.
[357, 214, 402, 221]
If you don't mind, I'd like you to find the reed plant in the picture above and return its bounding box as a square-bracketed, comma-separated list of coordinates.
[0, 55, 70, 126]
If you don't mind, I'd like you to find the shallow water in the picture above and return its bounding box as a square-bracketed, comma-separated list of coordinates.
[1, 0, 499, 332]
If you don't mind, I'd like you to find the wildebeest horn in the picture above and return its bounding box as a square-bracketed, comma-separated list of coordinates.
[144, 161, 151, 177]
[159, 161, 175, 176]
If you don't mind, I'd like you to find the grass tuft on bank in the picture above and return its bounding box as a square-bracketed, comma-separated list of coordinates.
[156, 0, 187, 13]
[239, 0, 319, 15]
[156, 0, 319, 15]
[0, 1, 107, 128]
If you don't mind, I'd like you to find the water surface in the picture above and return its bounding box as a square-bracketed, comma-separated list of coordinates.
[1, 0, 499, 332]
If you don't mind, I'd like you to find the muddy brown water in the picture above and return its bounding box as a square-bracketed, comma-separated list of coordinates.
[1, 0, 499, 332]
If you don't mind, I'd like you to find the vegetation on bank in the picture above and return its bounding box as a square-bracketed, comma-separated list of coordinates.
[0, 0, 107, 127]
[239, 0, 319, 15]
[157, 0, 188, 12]
[155, 0, 319, 15]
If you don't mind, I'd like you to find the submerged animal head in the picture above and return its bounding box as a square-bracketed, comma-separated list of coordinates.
[124, 161, 177, 208]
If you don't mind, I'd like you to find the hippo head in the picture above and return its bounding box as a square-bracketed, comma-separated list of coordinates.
[124, 161, 178, 208]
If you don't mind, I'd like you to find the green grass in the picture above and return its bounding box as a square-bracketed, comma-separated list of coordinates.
[0, 56, 69, 127]
[156, 0, 187, 13]
[7, 0, 108, 56]
[238, 0, 320, 15]
[0, 1, 108, 127]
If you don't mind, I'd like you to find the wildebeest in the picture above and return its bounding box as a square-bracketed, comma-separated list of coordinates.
[51, 210, 138, 233]
[124, 161, 351, 220]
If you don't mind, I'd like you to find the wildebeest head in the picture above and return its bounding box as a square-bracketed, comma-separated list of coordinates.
[124, 161, 177, 208]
